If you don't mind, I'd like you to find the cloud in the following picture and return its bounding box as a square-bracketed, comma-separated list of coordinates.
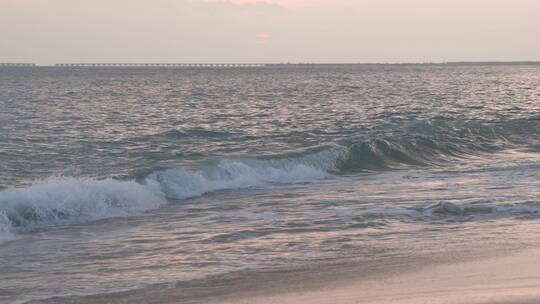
[255, 33, 271, 45]
[218, 0, 354, 8]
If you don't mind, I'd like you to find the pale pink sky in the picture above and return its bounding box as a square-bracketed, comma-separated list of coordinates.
[1, 0, 539, 64]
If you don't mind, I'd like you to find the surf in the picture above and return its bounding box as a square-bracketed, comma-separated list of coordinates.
[0, 120, 537, 244]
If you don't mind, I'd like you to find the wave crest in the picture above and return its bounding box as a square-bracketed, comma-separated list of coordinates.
[0, 120, 535, 244]
[0, 178, 165, 243]
[147, 147, 345, 200]
[0, 148, 346, 242]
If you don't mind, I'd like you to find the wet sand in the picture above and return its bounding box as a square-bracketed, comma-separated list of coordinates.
[214, 249, 540, 304]
[31, 247, 540, 304]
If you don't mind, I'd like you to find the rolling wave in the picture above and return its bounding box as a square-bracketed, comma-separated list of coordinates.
[147, 148, 343, 200]
[0, 178, 165, 238]
[0, 148, 344, 242]
[418, 201, 540, 219]
[0, 124, 537, 243]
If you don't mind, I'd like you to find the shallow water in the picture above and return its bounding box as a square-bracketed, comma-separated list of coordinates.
[0, 65, 539, 303]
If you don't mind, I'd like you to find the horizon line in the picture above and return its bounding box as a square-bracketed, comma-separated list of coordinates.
[2, 61, 540, 67]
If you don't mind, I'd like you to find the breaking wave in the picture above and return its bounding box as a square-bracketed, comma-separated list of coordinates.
[0, 120, 537, 244]
[0, 148, 345, 242]
[417, 201, 540, 219]
[0, 178, 165, 243]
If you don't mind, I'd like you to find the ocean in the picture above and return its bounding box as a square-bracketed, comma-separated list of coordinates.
[0, 64, 539, 303]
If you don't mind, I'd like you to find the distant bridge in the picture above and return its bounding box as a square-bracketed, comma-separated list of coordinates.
[54, 63, 267, 68]
[0, 63, 36, 67]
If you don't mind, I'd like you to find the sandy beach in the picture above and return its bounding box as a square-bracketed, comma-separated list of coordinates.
[213, 249, 540, 304]
[30, 247, 540, 304]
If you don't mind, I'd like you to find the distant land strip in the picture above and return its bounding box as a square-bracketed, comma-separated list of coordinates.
[1, 61, 540, 68]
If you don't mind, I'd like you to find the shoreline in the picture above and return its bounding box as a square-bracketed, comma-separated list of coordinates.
[30, 245, 539, 304]
[214, 248, 540, 304]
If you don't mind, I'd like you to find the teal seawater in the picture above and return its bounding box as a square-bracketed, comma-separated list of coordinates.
[0, 65, 539, 303]
[1, 65, 538, 187]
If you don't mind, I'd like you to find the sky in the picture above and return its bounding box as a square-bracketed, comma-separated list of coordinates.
[1, 0, 539, 64]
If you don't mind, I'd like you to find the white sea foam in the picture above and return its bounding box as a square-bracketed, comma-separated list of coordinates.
[147, 158, 332, 200]
[4, 145, 534, 244]
[0, 149, 345, 242]
[0, 177, 166, 243]
[0, 211, 16, 244]
[146, 147, 345, 200]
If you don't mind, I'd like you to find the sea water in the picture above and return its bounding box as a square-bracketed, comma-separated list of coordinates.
[0, 64, 539, 303]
